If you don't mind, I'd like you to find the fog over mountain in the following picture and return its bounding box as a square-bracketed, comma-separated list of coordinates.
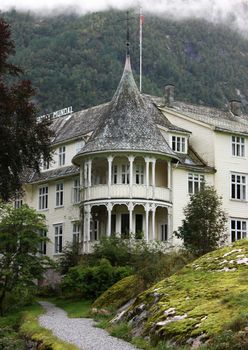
[1, 0, 248, 35]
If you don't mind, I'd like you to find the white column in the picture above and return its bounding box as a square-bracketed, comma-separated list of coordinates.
[128, 155, 134, 198]
[83, 161, 88, 201]
[88, 159, 92, 187]
[145, 157, 150, 198]
[152, 158, 156, 199]
[83, 205, 91, 254]
[167, 207, 173, 243]
[167, 160, 171, 189]
[151, 205, 156, 240]
[87, 159, 92, 199]
[107, 203, 113, 237]
[145, 204, 150, 242]
[107, 156, 113, 198]
[84, 161, 87, 187]
[128, 203, 134, 235]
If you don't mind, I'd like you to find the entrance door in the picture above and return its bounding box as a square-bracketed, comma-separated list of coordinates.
[121, 214, 129, 238]
[135, 214, 143, 239]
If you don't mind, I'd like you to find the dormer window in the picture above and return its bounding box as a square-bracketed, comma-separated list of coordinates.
[171, 135, 187, 153]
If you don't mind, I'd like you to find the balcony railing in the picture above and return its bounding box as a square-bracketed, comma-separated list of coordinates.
[83, 184, 170, 202]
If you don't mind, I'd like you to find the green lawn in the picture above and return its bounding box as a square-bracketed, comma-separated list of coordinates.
[46, 297, 92, 318]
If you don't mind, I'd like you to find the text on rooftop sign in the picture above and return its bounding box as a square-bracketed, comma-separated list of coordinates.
[38, 106, 73, 122]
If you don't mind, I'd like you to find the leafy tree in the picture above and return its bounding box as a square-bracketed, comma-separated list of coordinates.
[175, 185, 228, 257]
[0, 17, 52, 201]
[0, 203, 50, 315]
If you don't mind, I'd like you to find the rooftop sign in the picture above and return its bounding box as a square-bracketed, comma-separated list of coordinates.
[37, 106, 73, 122]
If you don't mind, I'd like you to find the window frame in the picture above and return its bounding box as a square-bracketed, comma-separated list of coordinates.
[72, 222, 80, 245]
[230, 173, 247, 201]
[38, 185, 48, 210]
[188, 173, 205, 195]
[231, 135, 245, 158]
[14, 194, 23, 209]
[121, 164, 130, 184]
[135, 164, 145, 185]
[90, 220, 99, 241]
[171, 135, 187, 154]
[54, 223, 63, 254]
[230, 218, 247, 242]
[55, 182, 64, 207]
[58, 146, 66, 166]
[39, 229, 47, 255]
[72, 178, 80, 204]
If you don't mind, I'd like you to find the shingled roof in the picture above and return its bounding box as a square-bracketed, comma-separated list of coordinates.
[73, 56, 180, 163]
[151, 96, 248, 136]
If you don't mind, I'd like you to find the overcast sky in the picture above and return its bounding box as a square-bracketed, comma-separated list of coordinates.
[1, 0, 248, 34]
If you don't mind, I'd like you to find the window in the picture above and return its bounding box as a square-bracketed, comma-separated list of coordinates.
[72, 178, 80, 204]
[112, 165, 118, 184]
[135, 164, 144, 184]
[43, 159, 50, 170]
[121, 164, 129, 184]
[161, 224, 168, 241]
[54, 224, 63, 254]
[39, 230, 47, 255]
[58, 146, 66, 166]
[188, 173, 205, 194]
[38, 186, 48, 210]
[90, 220, 99, 241]
[55, 183, 64, 207]
[172, 135, 186, 153]
[232, 136, 245, 157]
[14, 194, 23, 209]
[231, 219, 247, 242]
[72, 222, 80, 245]
[231, 173, 247, 200]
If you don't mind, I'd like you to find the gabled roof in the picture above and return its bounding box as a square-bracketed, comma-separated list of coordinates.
[27, 165, 79, 184]
[155, 97, 248, 136]
[50, 103, 108, 144]
[73, 56, 180, 162]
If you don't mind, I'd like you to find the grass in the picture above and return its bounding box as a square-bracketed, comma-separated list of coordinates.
[46, 297, 92, 318]
[20, 302, 78, 350]
[0, 302, 79, 350]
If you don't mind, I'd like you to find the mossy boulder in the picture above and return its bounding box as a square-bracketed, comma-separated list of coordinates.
[124, 240, 248, 346]
[93, 275, 144, 310]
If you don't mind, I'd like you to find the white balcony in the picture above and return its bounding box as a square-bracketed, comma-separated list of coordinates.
[84, 184, 170, 202]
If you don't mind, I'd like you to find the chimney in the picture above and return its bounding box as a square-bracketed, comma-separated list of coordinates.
[165, 85, 175, 107]
[229, 100, 242, 116]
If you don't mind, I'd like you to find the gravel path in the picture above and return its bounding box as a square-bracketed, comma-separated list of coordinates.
[39, 301, 138, 350]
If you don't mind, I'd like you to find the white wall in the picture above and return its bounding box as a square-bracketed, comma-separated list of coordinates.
[214, 132, 248, 242]
[162, 109, 215, 167]
[172, 167, 214, 246]
[25, 176, 80, 257]
[41, 139, 84, 172]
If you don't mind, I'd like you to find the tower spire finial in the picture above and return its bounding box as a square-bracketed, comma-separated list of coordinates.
[126, 11, 130, 57]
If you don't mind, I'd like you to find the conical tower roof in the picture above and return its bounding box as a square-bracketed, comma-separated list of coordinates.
[74, 56, 177, 160]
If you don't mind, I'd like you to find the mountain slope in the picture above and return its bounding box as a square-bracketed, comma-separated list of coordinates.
[3, 10, 248, 114]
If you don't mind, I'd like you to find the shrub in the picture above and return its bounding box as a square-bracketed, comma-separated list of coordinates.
[0, 327, 26, 350]
[61, 258, 132, 299]
[92, 235, 132, 266]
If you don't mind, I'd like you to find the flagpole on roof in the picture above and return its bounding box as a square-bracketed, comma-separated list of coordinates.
[139, 6, 143, 92]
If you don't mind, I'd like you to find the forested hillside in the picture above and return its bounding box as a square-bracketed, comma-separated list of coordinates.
[3, 9, 248, 114]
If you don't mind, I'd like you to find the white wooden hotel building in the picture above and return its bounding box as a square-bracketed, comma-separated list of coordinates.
[21, 54, 248, 257]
